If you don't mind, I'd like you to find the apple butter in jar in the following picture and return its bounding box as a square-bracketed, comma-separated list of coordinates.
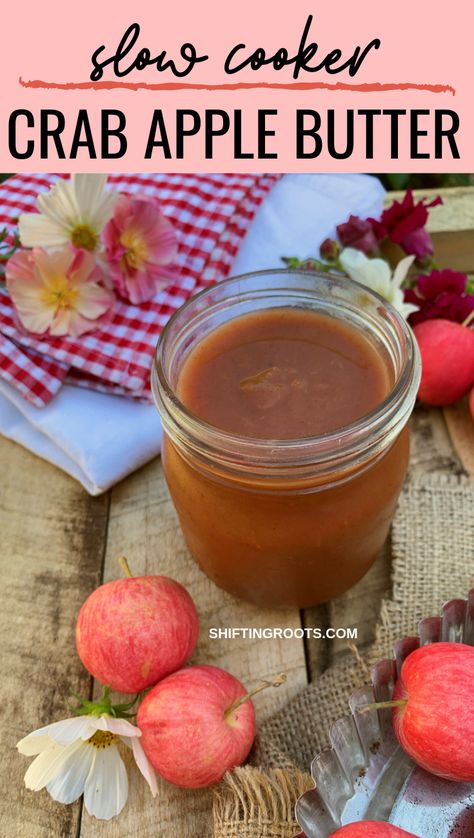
[152, 270, 420, 608]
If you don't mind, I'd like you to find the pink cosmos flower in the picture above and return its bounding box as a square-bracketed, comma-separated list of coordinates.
[6, 247, 114, 337]
[336, 215, 378, 255]
[405, 268, 474, 327]
[102, 196, 178, 305]
[369, 190, 443, 261]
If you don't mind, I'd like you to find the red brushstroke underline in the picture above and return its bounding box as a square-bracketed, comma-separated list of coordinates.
[19, 78, 456, 95]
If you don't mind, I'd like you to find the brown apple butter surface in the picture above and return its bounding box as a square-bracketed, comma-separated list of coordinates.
[162, 306, 409, 608]
[177, 308, 391, 437]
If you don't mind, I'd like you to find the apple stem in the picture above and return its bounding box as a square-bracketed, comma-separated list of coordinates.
[357, 698, 408, 714]
[118, 556, 134, 578]
[462, 309, 474, 328]
[224, 672, 287, 719]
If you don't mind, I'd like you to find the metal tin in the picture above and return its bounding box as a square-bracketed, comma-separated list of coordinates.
[295, 589, 474, 838]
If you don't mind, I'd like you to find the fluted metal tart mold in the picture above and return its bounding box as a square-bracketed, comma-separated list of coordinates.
[294, 589, 474, 838]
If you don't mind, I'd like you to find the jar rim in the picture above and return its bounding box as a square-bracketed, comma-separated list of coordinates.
[152, 268, 420, 477]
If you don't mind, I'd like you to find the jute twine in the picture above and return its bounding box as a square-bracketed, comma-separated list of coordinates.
[213, 411, 474, 838]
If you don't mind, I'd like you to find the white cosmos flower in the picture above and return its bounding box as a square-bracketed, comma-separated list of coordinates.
[17, 714, 157, 820]
[339, 247, 419, 320]
[19, 174, 118, 253]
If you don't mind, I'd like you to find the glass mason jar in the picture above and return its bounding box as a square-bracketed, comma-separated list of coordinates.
[152, 270, 420, 608]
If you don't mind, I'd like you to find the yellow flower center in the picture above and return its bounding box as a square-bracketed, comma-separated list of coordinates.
[87, 730, 119, 749]
[71, 224, 98, 252]
[120, 228, 149, 270]
[41, 276, 79, 311]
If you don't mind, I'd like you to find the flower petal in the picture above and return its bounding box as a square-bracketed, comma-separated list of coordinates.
[24, 740, 84, 791]
[6, 255, 55, 334]
[390, 288, 419, 319]
[19, 213, 70, 249]
[401, 228, 433, 260]
[124, 269, 157, 305]
[130, 736, 158, 797]
[72, 174, 118, 230]
[49, 308, 70, 336]
[30, 715, 97, 746]
[17, 734, 55, 756]
[13, 302, 55, 335]
[50, 308, 99, 337]
[5, 249, 36, 283]
[6, 252, 41, 300]
[46, 741, 95, 804]
[401, 302, 420, 318]
[392, 255, 415, 290]
[72, 174, 107, 216]
[37, 179, 80, 229]
[96, 716, 141, 738]
[339, 247, 369, 276]
[417, 268, 468, 300]
[340, 248, 391, 296]
[74, 283, 114, 319]
[33, 247, 75, 288]
[84, 745, 128, 820]
[67, 249, 97, 285]
[145, 217, 178, 266]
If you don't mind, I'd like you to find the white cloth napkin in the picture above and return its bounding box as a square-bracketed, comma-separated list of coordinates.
[0, 174, 384, 494]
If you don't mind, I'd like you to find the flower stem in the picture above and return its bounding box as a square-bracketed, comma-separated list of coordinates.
[357, 698, 407, 714]
[224, 673, 287, 719]
[462, 309, 474, 328]
[118, 556, 134, 578]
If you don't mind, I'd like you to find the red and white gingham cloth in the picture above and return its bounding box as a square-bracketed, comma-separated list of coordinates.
[0, 173, 279, 407]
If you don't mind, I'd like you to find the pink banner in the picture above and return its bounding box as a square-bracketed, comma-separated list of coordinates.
[0, 0, 471, 171]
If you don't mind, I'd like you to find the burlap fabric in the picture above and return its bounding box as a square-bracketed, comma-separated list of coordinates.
[213, 768, 314, 838]
[213, 410, 474, 837]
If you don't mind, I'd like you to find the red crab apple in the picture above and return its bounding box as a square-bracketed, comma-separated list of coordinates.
[137, 664, 259, 788]
[76, 564, 199, 693]
[414, 320, 474, 406]
[391, 642, 474, 782]
[329, 823, 420, 837]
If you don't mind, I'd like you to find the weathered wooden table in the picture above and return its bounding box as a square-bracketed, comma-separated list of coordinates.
[1, 188, 473, 838]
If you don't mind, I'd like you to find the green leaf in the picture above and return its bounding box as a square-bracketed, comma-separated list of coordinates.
[377, 174, 411, 191]
[281, 256, 305, 268]
[67, 684, 141, 720]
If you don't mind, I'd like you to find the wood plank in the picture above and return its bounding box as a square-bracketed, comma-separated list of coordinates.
[444, 399, 474, 475]
[0, 437, 109, 838]
[429, 229, 474, 275]
[301, 604, 332, 680]
[409, 407, 462, 478]
[79, 457, 308, 838]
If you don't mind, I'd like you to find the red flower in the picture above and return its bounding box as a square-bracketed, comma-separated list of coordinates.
[405, 268, 474, 327]
[369, 190, 442, 260]
[336, 215, 378, 255]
